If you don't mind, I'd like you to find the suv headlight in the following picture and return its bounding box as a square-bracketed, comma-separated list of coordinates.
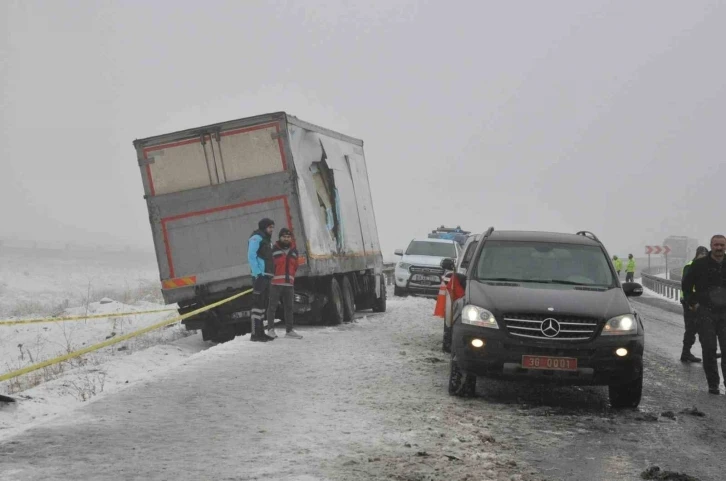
[602, 314, 637, 335]
[397, 262, 412, 271]
[461, 305, 499, 329]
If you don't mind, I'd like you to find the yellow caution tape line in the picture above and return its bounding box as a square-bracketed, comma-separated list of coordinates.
[0, 308, 178, 326]
[0, 289, 252, 383]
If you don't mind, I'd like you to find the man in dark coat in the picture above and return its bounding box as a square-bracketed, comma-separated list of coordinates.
[682, 235, 726, 394]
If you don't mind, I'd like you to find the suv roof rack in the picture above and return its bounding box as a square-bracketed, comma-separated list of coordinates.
[575, 231, 601, 243]
[483, 226, 495, 238]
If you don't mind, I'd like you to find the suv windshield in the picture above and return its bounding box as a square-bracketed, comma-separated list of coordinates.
[474, 240, 615, 287]
[406, 241, 457, 258]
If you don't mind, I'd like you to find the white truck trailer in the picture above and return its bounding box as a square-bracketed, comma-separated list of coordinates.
[133, 112, 386, 342]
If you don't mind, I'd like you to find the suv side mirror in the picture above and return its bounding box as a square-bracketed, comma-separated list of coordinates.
[394, 249, 404, 256]
[622, 282, 643, 297]
[440, 258, 456, 271]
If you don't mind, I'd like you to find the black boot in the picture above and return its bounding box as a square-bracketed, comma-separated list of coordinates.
[252, 319, 274, 342]
[250, 318, 268, 342]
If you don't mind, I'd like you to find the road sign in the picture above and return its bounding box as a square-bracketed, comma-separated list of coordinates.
[645, 245, 668, 255]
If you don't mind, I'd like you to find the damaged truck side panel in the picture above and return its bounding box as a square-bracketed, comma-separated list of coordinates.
[133, 112, 385, 342]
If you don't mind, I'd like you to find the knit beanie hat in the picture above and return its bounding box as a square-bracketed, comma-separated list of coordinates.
[258, 218, 275, 230]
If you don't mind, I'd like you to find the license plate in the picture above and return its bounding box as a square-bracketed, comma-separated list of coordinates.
[522, 355, 578, 371]
[411, 274, 440, 282]
[231, 310, 251, 319]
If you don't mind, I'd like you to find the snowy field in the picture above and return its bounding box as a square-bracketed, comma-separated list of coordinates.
[0, 246, 199, 435]
[0, 246, 161, 318]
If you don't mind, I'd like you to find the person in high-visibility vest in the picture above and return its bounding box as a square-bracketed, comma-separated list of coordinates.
[613, 256, 623, 278]
[680, 246, 709, 362]
[625, 254, 636, 283]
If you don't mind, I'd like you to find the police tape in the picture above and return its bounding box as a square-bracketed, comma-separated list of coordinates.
[0, 289, 252, 383]
[0, 308, 178, 326]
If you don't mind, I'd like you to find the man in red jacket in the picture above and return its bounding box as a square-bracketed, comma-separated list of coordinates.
[267, 228, 303, 339]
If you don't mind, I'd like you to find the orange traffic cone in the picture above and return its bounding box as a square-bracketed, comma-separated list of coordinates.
[433, 272, 453, 318]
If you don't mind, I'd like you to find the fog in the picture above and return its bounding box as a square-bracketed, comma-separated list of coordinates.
[2, 0, 724, 261]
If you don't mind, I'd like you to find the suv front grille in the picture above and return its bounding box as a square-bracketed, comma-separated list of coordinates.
[503, 313, 600, 341]
[409, 266, 444, 276]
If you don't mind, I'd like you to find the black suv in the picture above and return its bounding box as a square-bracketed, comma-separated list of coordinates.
[442, 228, 645, 408]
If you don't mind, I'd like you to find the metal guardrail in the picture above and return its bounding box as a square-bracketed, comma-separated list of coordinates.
[383, 263, 395, 286]
[640, 269, 683, 302]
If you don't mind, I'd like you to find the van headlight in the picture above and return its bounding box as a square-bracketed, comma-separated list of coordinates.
[461, 305, 499, 329]
[602, 314, 637, 335]
[397, 262, 412, 271]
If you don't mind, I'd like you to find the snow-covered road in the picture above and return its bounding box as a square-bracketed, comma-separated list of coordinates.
[1, 291, 725, 481]
[1, 295, 536, 481]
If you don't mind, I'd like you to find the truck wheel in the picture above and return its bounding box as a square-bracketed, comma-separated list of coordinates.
[341, 276, 356, 322]
[324, 277, 344, 325]
[372, 274, 387, 313]
[448, 356, 476, 397]
[394, 286, 407, 297]
[308, 295, 323, 325]
[608, 374, 643, 408]
[442, 322, 452, 353]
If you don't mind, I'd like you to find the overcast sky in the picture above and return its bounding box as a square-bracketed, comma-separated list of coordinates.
[2, 0, 724, 261]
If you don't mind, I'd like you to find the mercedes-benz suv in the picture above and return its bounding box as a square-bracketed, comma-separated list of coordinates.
[444, 228, 645, 408]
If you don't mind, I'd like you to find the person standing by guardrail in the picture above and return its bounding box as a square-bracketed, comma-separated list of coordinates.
[248, 218, 276, 343]
[682, 235, 726, 395]
[267, 228, 303, 339]
[613, 256, 623, 278]
[680, 246, 709, 363]
[625, 254, 636, 282]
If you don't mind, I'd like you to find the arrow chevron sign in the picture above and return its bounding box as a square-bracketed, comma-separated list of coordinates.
[645, 245, 670, 255]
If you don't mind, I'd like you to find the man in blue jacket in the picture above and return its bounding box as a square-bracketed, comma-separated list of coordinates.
[248, 218, 276, 342]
